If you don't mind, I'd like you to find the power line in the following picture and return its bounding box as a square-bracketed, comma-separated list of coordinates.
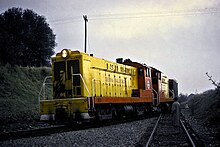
[49, 8, 219, 25]
[48, 16, 82, 24]
[89, 8, 219, 20]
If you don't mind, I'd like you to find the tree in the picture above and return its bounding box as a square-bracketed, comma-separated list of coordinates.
[206, 72, 220, 89]
[0, 7, 56, 66]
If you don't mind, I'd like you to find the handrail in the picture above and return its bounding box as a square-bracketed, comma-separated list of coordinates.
[38, 76, 52, 111]
[38, 76, 52, 100]
[152, 88, 159, 106]
[169, 89, 175, 98]
[72, 73, 92, 109]
[92, 79, 102, 110]
[92, 79, 102, 96]
[72, 73, 91, 97]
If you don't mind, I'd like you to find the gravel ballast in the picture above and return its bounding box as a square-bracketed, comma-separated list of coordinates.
[182, 109, 219, 146]
[0, 118, 157, 146]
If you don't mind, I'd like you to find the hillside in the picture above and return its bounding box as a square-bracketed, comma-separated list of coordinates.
[0, 65, 51, 132]
[180, 89, 220, 145]
[188, 89, 219, 123]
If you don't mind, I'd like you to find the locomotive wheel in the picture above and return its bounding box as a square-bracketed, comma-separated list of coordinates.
[97, 111, 104, 121]
[96, 107, 113, 121]
[111, 108, 118, 120]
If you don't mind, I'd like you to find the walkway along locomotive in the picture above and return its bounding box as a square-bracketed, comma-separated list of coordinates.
[39, 49, 178, 122]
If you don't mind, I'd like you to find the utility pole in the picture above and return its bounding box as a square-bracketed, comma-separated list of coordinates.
[83, 15, 88, 53]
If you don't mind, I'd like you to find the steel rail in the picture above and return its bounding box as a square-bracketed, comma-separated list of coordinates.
[180, 120, 196, 147]
[0, 113, 159, 142]
[0, 124, 66, 141]
[145, 114, 162, 147]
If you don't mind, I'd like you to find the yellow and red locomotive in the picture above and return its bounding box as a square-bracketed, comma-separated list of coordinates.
[39, 49, 178, 121]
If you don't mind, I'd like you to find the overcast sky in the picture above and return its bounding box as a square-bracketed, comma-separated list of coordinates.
[0, 0, 220, 94]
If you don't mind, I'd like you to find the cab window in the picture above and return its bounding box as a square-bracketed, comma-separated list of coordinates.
[146, 68, 150, 77]
[138, 68, 143, 76]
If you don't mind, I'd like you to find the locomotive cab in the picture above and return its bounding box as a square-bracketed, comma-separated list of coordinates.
[169, 79, 178, 98]
[151, 67, 162, 106]
[123, 59, 152, 98]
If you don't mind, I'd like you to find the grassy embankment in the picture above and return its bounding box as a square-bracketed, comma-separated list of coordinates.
[0, 65, 51, 132]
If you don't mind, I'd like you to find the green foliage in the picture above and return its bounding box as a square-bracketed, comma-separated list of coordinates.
[0, 7, 56, 67]
[0, 65, 51, 131]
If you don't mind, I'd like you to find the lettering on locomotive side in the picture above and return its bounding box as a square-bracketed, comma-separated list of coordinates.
[106, 63, 114, 71]
[106, 63, 135, 75]
[105, 76, 125, 84]
[120, 66, 125, 73]
[105, 77, 114, 83]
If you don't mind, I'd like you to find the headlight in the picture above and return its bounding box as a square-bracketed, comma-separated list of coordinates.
[61, 49, 69, 58]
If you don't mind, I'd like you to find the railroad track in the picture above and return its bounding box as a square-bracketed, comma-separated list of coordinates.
[144, 113, 204, 147]
[0, 113, 159, 142]
[0, 124, 73, 141]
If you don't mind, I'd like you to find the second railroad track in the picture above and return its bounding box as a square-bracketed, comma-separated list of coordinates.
[143, 113, 204, 147]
